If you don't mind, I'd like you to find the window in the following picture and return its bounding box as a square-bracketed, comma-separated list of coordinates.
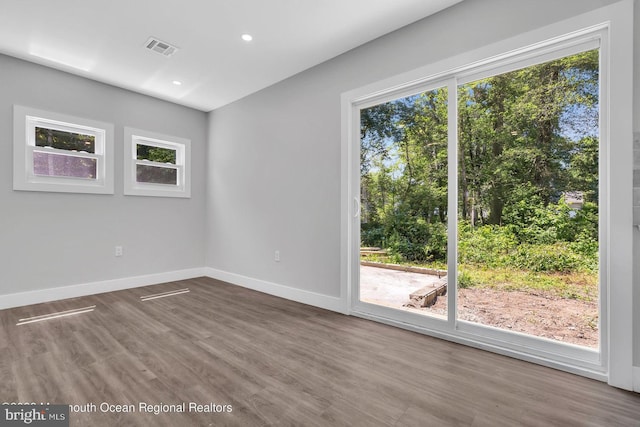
[13, 105, 114, 194]
[124, 127, 191, 198]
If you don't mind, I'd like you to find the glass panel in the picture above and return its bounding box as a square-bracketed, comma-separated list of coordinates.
[33, 151, 97, 179]
[136, 164, 178, 185]
[35, 127, 95, 153]
[457, 49, 599, 347]
[360, 87, 448, 318]
[137, 144, 176, 164]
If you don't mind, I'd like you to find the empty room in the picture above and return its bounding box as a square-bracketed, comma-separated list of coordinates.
[1, 0, 640, 425]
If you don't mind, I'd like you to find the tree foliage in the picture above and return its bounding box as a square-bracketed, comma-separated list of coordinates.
[136, 144, 176, 163]
[361, 50, 599, 270]
[35, 127, 95, 153]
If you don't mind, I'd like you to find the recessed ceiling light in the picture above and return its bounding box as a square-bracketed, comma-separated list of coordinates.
[172, 80, 182, 86]
[241, 34, 253, 42]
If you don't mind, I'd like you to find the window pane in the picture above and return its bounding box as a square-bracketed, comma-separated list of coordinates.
[360, 87, 449, 318]
[35, 127, 95, 153]
[33, 151, 97, 179]
[137, 144, 176, 164]
[457, 49, 599, 348]
[136, 164, 177, 185]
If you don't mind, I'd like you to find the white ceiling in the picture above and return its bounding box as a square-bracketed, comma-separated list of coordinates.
[0, 0, 462, 112]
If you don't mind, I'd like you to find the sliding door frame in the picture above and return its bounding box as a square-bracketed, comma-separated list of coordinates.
[340, 1, 633, 389]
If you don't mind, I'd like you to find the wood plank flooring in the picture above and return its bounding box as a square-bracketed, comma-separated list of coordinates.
[0, 277, 639, 426]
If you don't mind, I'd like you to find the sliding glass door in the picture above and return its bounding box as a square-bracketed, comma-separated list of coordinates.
[351, 35, 604, 367]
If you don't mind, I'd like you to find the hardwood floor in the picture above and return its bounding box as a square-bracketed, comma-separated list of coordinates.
[1, 277, 639, 426]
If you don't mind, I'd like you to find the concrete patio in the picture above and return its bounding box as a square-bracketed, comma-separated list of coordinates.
[359, 264, 445, 309]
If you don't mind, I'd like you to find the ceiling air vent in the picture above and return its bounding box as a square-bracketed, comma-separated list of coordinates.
[145, 37, 178, 57]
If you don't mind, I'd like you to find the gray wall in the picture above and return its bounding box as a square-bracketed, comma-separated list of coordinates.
[0, 54, 207, 294]
[206, 0, 637, 359]
[634, 0, 640, 368]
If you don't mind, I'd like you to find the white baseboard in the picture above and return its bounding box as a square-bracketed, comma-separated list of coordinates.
[1, 266, 347, 315]
[634, 367, 640, 393]
[204, 267, 348, 314]
[0, 268, 206, 310]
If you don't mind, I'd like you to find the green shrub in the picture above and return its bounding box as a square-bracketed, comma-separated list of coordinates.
[388, 237, 426, 262]
[361, 222, 386, 247]
[568, 231, 599, 272]
[423, 221, 447, 261]
[362, 197, 598, 274]
[508, 243, 581, 272]
[458, 223, 517, 267]
[502, 189, 598, 245]
[386, 216, 448, 262]
[457, 222, 597, 273]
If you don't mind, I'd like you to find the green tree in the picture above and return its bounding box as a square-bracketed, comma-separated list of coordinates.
[360, 49, 599, 265]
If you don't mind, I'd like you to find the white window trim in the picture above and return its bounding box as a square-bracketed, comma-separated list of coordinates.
[13, 105, 114, 194]
[123, 127, 191, 198]
[340, 1, 633, 389]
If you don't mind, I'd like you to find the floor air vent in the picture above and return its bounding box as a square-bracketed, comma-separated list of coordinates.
[140, 288, 190, 301]
[145, 37, 179, 57]
[16, 305, 96, 326]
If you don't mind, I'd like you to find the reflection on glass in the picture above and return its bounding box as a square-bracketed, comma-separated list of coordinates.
[33, 151, 97, 179]
[136, 164, 177, 185]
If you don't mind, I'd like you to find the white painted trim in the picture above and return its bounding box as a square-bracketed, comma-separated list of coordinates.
[13, 105, 115, 194]
[633, 367, 640, 393]
[602, 0, 634, 392]
[0, 268, 206, 310]
[205, 267, 348, 314]
[339, 89, 352, 315]
[123, 126, 191, 198]
[446, 76, 458, 328]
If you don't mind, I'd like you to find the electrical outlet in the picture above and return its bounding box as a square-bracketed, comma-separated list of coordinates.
[274, 250, 280, 262]
[115, 246, 123, 257]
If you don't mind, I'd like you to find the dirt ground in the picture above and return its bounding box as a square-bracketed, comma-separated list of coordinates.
[424, 288, 598, 348]
[360, 265, 599, 348]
